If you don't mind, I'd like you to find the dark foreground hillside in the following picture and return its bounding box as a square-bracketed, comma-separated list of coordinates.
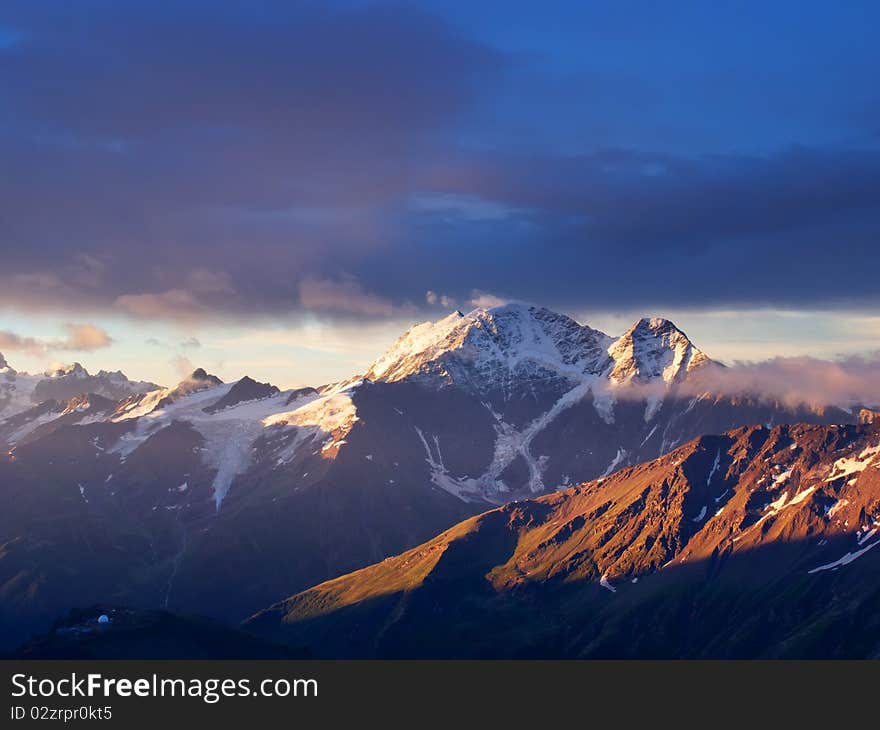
[11, 605, 307, 660]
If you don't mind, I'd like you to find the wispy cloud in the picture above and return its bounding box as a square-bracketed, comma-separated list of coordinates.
[60, 323, 113, 351]
[613, 353, 880, 409]
[425, 290, 456, 309]
[0, 331, 46, 357]
[170, 354, 196, 379]
[0, 322, 113, 356]
[299, 277, 396, 317]
[115, 289, 206, 322]
[687, 354, 880, 409]
[468, 291, 509, 309]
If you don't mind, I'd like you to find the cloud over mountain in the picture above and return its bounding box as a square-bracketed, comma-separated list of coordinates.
[0, 2, 877, 324]
[686, 353, 880, 409]
[611, 351, 880, 410]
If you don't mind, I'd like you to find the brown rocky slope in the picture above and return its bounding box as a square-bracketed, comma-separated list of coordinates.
[246, 421, 880, 658]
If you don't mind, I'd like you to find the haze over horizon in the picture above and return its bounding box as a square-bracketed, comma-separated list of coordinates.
[2, 1, 879, 387]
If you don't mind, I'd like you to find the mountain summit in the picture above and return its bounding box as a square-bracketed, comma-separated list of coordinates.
[366, 303, 712, 393]
[366, 303, 615, 388]
[607, 317, 712, 384]
[44, 362, 89, 379]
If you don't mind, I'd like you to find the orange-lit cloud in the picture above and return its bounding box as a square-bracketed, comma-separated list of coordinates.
[115, 289, 206, 321]
[0, 323, 113, 356]
[299, 277, 395, 317]
[59, 323, 113, 351]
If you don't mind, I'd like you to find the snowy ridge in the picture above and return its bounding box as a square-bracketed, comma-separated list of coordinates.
[263, 382, 359, 463]
[366, 303, 616, 388]
[366, 305, 712, 399]
[1, 355, 156, 422]
[109, 372, 360, 508]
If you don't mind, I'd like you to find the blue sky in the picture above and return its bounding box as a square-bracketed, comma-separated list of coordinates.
[1, 1, 878, 386]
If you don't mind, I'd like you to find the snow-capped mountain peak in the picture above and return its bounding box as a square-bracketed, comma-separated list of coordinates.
[365, 310, 468, 382]
[365, 303, 614, 387]
[162, 368, 224, 402]
[44, 362, 89, 379]
[607, 317, 711, 384]
[96, 369, 133, 386]
[0, 352, 8, 372]
[365, 304, 714, 392]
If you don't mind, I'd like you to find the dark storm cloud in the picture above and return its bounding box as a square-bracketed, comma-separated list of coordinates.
[385, 145, 880, 311]
[1, 1, 495, 138]
[0, 0, 504, 318]
[1, 1, 879, 322]
[439, 146, 880, 251]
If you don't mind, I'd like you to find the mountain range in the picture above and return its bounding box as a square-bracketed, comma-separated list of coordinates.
[1, 359, 157, 423]
[0, 303, 874, 655]
[246, 420, 880, 658]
